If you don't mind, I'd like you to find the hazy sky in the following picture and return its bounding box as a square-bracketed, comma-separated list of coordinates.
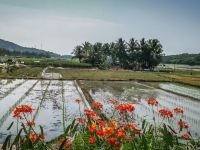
[0, 0, 199, 55]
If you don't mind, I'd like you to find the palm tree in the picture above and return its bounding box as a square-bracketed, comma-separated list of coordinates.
[147, 39, 163, 70]
[115, 38, 128, 68]
[127, 38, 139, 69]
[109, 42, 118, 66]
[140, 38, 149, 69]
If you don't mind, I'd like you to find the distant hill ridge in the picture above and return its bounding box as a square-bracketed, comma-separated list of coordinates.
[0, 39, 60, 57]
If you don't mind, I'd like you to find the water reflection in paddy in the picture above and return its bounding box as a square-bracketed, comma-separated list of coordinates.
[0, 79, 86, 143]
[81, 80, 200, 138]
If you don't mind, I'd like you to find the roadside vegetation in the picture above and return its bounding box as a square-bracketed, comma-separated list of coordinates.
[0, 66, 42, 78]
[0, 56, 92, 68]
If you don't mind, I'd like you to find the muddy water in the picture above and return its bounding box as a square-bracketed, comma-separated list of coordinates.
[81, 80, 200, 138]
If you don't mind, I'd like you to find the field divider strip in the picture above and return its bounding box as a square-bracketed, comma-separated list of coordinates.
[31, 80, 51, 122]
[136, 81, 200, 101]
[74, 80, 91, 110]
[0, 80, 39, 128]
[75, 80, 108, 121]
[61, 80, 66, 131]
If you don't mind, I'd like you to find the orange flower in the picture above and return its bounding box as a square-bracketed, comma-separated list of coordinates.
[174, 107, 184, 115]
[29, 133, 37, 142]
[26, 121, 35, 127]
[89, 127, 95, 133]
[75, 98, 82, 104]
[77, 118, 88, 123]
[13, 112, 23, 119]
[39, 134, 45, 141]
[91, 122, 96, 129]
[91, 102, 103, 110]
[107, 137, 120, 147]
[116, 129, 125, 138]
[13, 105, 34, 119]
[114, 141, 121, 147]
[107, 137, 116, 144]
[89, 137, 96, 144]
[29, 132, 45, 142]
[84, 109, 96, 117]
[58, 138, 73, 149]
[147, 98, 158, 106]
[180, 133, 190, 139]
[96, 129, 105, 137]
[109, 99, 117, 105]
[104, 127, 114, 134]
[159, 109, 173, 118]
[98, 120, 106, 127]
[178, 120, 189, 129]
[109, 120, 117, 129]
[116, 104, 135, 113]
[123, 123, 135, 130]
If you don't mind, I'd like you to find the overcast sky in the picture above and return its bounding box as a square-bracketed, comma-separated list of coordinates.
[0, 0, 199, 55]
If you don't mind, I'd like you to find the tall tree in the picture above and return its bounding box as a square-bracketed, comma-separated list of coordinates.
[140, 38, 150, 69]
[82, 41, 92, 62]
[72, 45, 84, 62]
[109, 42, 118, 66]
[127, 38, 139, 69]
[147, 39, 163, 70]
[115, 38, 128, 68]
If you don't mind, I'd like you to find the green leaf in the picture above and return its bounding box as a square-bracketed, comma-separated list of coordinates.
[70, 119, 76, 130]
[142, 120, 146, 129]
[39, 125, 44, 135]
[168, 125, 177, 134]
[65, 124, 71, 134]
[12, 128, 23, 145]
[2, 135, 11, 150]
[142, 135, 148, 150]
[21, 123, 28, 134]
[72, 124, 79, 134]
[7, 122, 14, 130]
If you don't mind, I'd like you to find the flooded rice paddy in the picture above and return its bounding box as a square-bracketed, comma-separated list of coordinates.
[0, 79, 200, 143]
[0, 79, 87, 143]
[81, 80, 200, 139]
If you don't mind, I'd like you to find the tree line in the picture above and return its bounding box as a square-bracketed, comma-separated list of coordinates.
[162, 53, 200, 65]
[0, 48, 51, 58]
[72, 38, 163, 70]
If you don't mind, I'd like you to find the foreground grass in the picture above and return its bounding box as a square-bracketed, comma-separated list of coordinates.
[47, 68, 169, 81]
[0, 67, 42, 78]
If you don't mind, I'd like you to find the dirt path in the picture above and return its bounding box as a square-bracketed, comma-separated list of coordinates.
[41, 67, 62, 79]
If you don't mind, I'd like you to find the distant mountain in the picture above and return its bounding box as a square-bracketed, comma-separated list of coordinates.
[162, 53, 200, 65]
[0, 39, 60, 57]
